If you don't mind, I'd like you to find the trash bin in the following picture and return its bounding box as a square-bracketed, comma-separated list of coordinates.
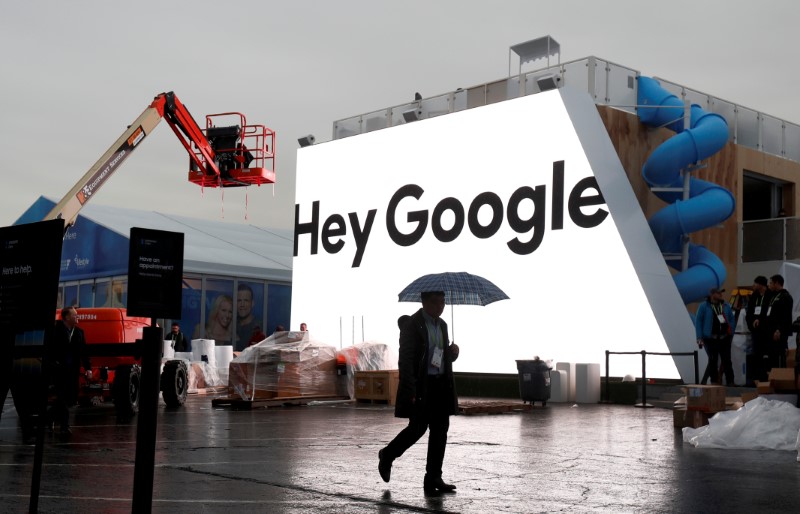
[516, 358, 551, 406]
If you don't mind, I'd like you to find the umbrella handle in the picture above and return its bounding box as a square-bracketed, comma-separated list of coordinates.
[451, 304, 454, 342]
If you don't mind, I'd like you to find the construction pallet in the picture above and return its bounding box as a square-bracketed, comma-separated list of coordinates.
[356, 398, 393, 406]
[457, 401, 532, 415]
[211, 395, 350, 410]
[189, 386, 228, 396]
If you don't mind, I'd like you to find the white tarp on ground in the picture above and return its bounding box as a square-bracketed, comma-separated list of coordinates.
[683, 397, 800, 460]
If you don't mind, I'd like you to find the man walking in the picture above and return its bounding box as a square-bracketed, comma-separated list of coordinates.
[378, 291, 461, 495]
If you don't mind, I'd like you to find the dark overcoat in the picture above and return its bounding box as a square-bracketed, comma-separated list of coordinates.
[394, 308, 458, 418]
[48, 320, 91, 405]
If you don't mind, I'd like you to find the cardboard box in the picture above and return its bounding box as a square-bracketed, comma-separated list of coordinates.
[755, 380, 774, 394]
[354, 370, 399, 404]
[227, 350, 338, 399]
[768, 368, 796, 391]
[673, 406, 709, 428]
[684, 384, 726, 413]
[741, 391, 759, 404]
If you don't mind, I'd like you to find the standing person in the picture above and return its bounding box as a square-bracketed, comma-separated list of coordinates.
[166, 322, 189, 352]
[378, 291, 461, 495]
[695, 288, 735, 385]
[745, 276, 771, 383]
[235, 284, 263, 352]
[765, 274, 794, 369]
[47, 307, 92, 435]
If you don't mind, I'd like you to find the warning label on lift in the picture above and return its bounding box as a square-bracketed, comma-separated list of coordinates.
[76, 125, 146, 205]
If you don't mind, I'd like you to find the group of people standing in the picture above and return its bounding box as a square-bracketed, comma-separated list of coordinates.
[695, 274, 794, 386]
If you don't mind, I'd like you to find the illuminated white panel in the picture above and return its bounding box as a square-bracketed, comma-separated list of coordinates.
[292, 88, 698, 382]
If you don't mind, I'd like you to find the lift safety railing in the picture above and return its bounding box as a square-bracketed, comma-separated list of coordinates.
[604, 350, 699, 408]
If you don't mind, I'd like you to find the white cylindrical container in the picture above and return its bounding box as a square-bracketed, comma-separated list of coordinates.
[192, 339, 217, 368]
[556, 362, 576, 402]
[162, 340, 175, 359]
[575, 363, 601, 404]
[549, 369, 569, 403]
[215, 345, 234, 371]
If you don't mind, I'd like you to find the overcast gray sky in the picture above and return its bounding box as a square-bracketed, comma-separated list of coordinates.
[2, 1, 798, 231]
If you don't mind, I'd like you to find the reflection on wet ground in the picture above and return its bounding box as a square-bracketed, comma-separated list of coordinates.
[1, 395, 799, 513]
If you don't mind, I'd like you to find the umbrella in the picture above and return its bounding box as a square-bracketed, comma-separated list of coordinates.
[398, 271, 509, 340]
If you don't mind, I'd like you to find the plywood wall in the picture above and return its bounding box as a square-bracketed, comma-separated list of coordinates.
[595, 106, 800, 295]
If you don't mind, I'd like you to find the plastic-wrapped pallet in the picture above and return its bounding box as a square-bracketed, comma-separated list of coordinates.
[228, 331, 338, 400]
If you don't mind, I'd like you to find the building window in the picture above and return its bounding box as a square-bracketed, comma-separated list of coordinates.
[266, 284, 291, 335]
[111, 279, 127, 308]
[78, 282, 94, 308]
[63, 284, 79, 308]
[95, 280, 111, 308]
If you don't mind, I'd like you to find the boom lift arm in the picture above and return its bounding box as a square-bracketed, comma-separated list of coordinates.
[45, 92, 275, 228]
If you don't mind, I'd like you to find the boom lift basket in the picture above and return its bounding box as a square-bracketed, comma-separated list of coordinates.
[188, 112, 276, 188]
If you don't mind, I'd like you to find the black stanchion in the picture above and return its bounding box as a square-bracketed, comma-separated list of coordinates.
[635, 350, 653, 408]
[131, 323, 163, 514]
[603, 350, 611, 404]
[605, 349, 699, 408]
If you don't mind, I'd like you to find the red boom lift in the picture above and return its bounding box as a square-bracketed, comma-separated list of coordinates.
[12, 93, 276, 419]
[46, 91, 276, 229]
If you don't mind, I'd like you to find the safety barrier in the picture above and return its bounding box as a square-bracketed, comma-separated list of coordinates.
[604, 350, 699, 408]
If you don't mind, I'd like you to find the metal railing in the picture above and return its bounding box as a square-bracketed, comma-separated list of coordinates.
[604, 350, 700, 408]
[741, 217, 800, 262]
[333, 56, 800, 165]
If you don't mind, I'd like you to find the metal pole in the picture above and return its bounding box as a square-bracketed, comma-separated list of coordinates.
[681, 100, 692, 272]
[604, 350, 610, 403]
[131, 323, 163, 514]
[28, 329, 50, 513]
[635, 350, 653, 408]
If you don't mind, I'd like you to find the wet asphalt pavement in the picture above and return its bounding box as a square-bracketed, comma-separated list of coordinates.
[1, 392, 799, 513]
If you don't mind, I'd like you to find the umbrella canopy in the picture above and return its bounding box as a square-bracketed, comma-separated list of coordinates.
[398, 271, 509, 306]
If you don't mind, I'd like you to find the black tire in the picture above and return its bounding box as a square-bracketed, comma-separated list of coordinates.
[161, 360, 188, 407]
[112, 364, 141, 417]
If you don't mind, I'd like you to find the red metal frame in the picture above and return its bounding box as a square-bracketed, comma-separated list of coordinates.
[187, 111, 276, 188]
[149, 93, 275, 189]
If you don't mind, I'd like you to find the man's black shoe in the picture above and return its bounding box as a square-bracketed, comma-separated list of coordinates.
[423, 476, 456, 494]
[378, 449, 392, 483]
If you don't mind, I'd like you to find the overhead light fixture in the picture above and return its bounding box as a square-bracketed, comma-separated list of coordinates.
[297, 134, 316, 147]
[536, 74, 561, 92]
[402, 108, 422, 123]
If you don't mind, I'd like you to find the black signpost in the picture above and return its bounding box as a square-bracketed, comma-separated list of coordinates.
[0, 219, 65, 513]
[127, 227, 184, 514]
